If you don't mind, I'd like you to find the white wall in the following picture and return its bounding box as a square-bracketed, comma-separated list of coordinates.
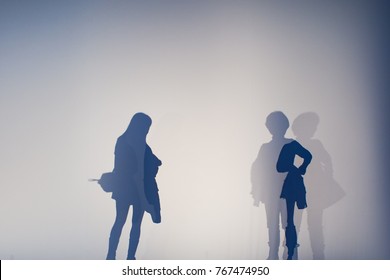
[0, 1, 386, 259]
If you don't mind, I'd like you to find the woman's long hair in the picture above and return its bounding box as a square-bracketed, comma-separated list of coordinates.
[122, 112, 152, 140]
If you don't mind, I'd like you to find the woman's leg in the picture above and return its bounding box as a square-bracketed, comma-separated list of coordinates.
[107, 200, 130, 260]
[127, 203, 145, 260]
[285, 199, 297, 260]
[286, 199, 295, 227]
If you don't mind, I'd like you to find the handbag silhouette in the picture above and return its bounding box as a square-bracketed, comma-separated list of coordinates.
[89, 172, 119, 193]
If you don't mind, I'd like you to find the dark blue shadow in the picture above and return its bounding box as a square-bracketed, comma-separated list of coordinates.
[277, 138, 312, 260]
[93, 112, 162, 260]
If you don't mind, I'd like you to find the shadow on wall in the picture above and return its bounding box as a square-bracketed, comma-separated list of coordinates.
[251, 111, 293, 260]
[292, 112, 345, 260]
[251, 111, 345, 260]
[276, 136, 312, 260]
[92, 113, 162, 260]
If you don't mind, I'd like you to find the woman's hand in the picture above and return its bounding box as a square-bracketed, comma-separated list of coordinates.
[298, 165, 307, 175]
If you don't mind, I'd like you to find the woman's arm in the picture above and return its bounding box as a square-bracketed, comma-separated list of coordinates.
[294, 141, 312, 175]
[276, 141, 312, 174]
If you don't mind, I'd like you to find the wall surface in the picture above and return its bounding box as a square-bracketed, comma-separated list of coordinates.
[0, 0, 389, 259]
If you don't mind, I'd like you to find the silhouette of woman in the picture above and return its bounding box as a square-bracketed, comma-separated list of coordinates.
[106, 113, 162, 260]
[277, 140, 312, 260]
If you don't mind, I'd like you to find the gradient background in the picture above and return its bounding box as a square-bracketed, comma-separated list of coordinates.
[1, 0, 389, 259]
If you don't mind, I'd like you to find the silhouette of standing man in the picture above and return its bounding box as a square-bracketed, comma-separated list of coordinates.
[251, 111, 292, 259]
[106, 112, 162, 260]
[277, 139, 312, 260]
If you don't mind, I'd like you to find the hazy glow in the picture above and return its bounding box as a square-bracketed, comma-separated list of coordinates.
[0, 1, 386, 259]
